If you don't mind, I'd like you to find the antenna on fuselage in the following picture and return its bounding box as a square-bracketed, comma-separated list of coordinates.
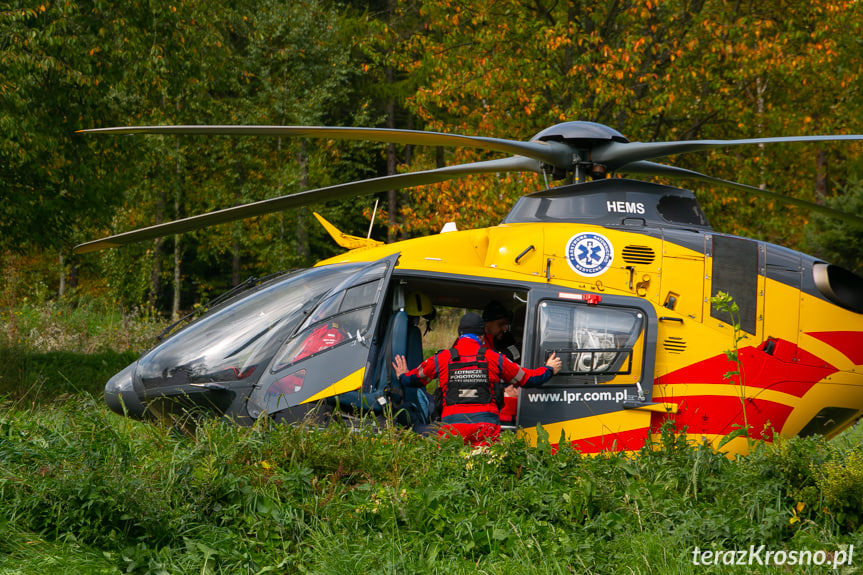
[367, 199, 379, 239]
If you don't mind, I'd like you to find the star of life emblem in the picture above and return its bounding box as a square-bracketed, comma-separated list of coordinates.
[565, 232, 614, 277]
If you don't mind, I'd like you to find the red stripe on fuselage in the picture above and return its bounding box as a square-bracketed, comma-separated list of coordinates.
[806, 331, 863, 365]
[559, 426, 649, 454]
[649, 395, 793, 440]
[655, 339, 837, 398]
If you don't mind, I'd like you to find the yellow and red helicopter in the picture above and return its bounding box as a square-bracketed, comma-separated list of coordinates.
[76, 121, 863, 455]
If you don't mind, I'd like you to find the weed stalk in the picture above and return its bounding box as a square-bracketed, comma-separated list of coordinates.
[709, 291, 752, 451]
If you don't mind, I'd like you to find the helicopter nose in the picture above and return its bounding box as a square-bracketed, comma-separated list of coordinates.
[104, 362, 147, 419]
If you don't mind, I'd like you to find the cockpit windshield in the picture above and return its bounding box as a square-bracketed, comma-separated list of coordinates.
[135, 263, 365, 390]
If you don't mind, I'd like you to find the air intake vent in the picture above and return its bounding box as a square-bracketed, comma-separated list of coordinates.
[622, 245, 656, 265]
[663, 336, 686, 354]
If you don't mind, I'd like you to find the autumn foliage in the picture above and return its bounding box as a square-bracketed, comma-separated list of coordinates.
[2, 0, 862, 308]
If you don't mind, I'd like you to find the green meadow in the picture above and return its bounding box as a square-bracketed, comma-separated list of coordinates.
[1, 303, 861, 574]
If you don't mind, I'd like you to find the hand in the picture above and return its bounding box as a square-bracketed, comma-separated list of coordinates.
[392, 354, 408, 377]
[545, 352, 562, 375]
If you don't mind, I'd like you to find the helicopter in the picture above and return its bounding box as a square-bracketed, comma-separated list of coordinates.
[75, 121, 863, 455]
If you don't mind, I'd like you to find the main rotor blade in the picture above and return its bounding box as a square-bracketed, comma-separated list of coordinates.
[74, 156, 542, 254]
[593, 135, 863, 169]
[621, 160, 863, 228]
[80, 125, 575, 170]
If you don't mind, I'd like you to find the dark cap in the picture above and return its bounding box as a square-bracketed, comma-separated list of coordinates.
[458, 312, 485, 336]
[482, 300, 512, 323]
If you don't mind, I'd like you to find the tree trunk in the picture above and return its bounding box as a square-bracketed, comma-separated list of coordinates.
[232, 164, 246, 286]
[232, 231, 242, 286]
[172, 146, 184, 321]
[58, 252, 65, 298]
[277, 136, 286, 270]
[386, 94, 397, 243]
[68, 256, 78, 293]
[149, 180, 165, 313]
[401, 115, 414, 240]
[385, 0, 399, 242]
[816, 148, 829, 203]
[173, 235, 182, 321]
[756, 76, 767, 190]
[296, 140, 310, 262]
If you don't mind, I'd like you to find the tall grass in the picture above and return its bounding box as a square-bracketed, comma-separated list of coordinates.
[1, 299, 165, 354]
[0, 300, 166, 403]
[1, 400, 862, 574]
[2, 300, 863, 573]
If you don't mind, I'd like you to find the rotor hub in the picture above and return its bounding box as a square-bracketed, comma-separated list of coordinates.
[530, 121, 629, 145]
[531, 121, 629, 182]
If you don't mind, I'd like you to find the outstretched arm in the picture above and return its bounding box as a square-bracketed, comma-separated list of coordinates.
[500, 351, 561, 387]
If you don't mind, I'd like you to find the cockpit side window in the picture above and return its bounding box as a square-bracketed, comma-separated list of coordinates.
[537, 301, 644, 384]
[299, 279, 381, 331]
[270, 267, 388, 373]
[271, 305, 374, 372]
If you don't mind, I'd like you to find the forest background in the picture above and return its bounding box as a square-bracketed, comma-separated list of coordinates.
[3, 2, 863, 573]
[2, 0, 863, 318]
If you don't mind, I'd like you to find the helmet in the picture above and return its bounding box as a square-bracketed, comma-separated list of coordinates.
[405, 291, 433, 317]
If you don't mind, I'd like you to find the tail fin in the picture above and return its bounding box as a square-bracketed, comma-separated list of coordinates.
[313, 212, 384, 250]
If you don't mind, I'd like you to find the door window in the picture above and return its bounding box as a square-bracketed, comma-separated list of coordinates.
[537, 300, 645, 384]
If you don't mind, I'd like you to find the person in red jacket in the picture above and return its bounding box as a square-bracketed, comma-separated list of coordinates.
[392, 312, 561, 446]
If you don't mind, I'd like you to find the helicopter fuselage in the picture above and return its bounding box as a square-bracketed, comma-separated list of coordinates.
[104, 180, 863, 455]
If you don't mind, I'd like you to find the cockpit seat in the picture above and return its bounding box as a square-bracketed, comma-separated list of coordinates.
[331, 308, 432, 427]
